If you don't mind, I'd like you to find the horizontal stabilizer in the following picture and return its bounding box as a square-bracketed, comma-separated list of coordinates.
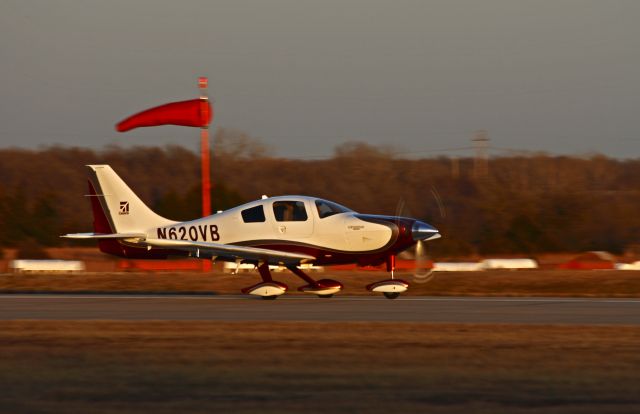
[61, 232, 147, 240]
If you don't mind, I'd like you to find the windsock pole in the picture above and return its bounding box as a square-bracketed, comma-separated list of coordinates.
[199, 77, 212, 272]
[198, 77, 211, 217]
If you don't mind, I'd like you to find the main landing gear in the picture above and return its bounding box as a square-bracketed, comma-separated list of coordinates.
[241, 263, 343, 299]
[241, 263, 288, 300]
[287, 265, 343, 298]
[366, 255, 409, 299]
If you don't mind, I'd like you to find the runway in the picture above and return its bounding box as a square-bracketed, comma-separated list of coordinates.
[1, 294, 640, 324]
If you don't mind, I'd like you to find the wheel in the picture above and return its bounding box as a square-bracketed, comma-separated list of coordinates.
[383, 292, 400, 300]
[317, 294, 334, 298]
[262, 295, 278, 300]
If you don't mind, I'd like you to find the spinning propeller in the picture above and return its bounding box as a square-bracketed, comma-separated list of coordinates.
[394, 187, 446, 284]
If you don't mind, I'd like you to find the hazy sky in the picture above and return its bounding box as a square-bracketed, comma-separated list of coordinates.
[1, 0, 640, 158]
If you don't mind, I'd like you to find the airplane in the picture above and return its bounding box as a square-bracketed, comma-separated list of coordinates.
[63, 165, 441, 299]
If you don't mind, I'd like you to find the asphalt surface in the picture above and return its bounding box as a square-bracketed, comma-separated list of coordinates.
[1, 294, 640, 324]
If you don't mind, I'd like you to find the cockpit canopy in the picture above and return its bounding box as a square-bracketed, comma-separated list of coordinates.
[239, 197, 353, 224]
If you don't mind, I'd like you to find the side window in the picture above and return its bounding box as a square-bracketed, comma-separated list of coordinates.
[273, 201, 308, 222]
[241, 205, 266, 223]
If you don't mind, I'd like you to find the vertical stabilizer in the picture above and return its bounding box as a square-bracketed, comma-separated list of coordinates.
[87, 165, 176, 233]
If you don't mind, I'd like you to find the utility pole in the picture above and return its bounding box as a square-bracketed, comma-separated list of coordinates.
[472, 130, 489, 179]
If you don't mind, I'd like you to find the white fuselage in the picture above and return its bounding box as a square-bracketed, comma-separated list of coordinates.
[150, 196, 393, 253]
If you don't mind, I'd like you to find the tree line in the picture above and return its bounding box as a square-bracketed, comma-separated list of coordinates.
[1, 134, 640, 258]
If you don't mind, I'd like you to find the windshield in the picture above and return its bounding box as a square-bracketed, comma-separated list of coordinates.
[315, 199, 352, 219]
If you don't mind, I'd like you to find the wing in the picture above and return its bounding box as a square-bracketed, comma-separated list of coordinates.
[144, 238, 315, 265]
[62, 233, 315, 265]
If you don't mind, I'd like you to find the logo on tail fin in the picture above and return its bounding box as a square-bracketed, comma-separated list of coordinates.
[119, 201, 130, 215]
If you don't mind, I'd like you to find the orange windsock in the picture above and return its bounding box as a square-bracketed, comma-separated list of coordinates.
[116, 99, 212, 132]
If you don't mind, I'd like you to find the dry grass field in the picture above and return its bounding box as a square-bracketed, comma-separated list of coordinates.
[2, 269, 640, 297]
[0, 321, 639, 414]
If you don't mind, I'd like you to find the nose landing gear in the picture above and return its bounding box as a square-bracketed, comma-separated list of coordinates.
[366, 255, 409, 299]
[366, 279, 409, 299]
